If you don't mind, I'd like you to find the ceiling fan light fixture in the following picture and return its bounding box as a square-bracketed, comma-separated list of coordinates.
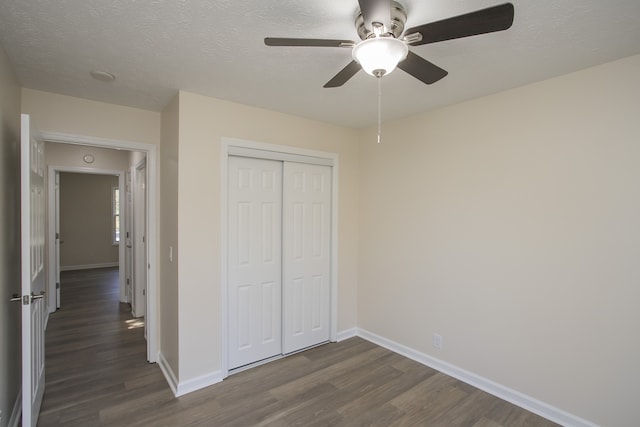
[352, 37, 408, 77]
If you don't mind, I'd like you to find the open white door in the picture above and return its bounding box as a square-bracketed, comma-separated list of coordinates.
[132, 160, 147, 318]
[20, 114, 46, 427]
[46, 167, 61, 312]
[125, 170, 133, 303]
[54, 171, 61, 309]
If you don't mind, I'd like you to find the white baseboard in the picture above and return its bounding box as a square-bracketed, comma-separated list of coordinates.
[9, 388, 21, 427]
[175, 370, 224, 397]
[157, 352, 225, 398]
[356, 328, 597, 427]
[336, 327, 357, 342]
[157, 352, 179, 396]
[60, 262, 119, 271]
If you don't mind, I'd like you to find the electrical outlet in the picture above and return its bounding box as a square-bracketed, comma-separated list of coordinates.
[433, 333, 443, 350]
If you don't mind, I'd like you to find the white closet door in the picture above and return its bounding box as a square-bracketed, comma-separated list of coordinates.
[228, 156, 283, 369]
[282, 162, 332, 354]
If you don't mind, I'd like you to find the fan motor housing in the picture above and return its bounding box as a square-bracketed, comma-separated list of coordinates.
[356, 1, 407, 40]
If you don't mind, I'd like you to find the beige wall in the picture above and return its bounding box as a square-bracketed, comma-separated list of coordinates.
[0, 42, 22, 427]
[358, 54, 640, 427]
[22, 89, 160, 145]
[59, 172, 120, 269]
[160, 94, 180, 378]
[47, 141, 131, 171]
[173, 91, 360, 381]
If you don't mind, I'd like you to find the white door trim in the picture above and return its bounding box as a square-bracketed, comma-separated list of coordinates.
[47, 166, 125, 311]
[41, 131, 159, 363]
[220, 137, 339, 378]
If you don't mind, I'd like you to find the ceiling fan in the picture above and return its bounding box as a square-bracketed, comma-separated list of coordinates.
[264, 0, 515, 88]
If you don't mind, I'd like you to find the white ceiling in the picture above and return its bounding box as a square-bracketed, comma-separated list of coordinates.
[1, 0, 639, 128]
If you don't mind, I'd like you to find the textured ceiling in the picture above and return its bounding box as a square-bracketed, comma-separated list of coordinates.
[1, 0, 639, 128]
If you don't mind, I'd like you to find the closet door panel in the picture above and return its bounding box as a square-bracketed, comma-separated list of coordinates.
[228, 156, 283, 369]
[282, 163, 332, 353]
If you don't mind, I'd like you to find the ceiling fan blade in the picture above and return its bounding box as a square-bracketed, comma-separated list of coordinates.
[265, 37, 355, 48]
[405, 3, 514, 46]
[397, 51, 448, 85]
[324, 61, 362, 88]
[358, 0, 392, 31]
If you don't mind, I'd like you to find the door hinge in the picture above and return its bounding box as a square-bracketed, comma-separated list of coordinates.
[142, 289, 146, 296]
[56, 282, 60, 289]
[55, 232, 59, 240]
[126, 278, 130, 285]
[143, 235, 146, 244]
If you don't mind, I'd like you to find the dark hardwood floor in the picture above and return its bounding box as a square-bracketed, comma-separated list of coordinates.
[38, 268, 559, 427]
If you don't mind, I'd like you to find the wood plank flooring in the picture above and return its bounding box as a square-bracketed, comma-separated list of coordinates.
[38, 268, 559, 426]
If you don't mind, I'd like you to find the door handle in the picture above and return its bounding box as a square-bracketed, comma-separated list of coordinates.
[10, 294, 29, 305]
[30, 291, 46, 303]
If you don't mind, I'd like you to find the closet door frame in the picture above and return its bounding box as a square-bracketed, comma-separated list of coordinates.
[221, 138, 338, 378]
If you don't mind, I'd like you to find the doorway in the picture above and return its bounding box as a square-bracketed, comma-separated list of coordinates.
[48, 168, 125, 311]
[43, 132, 158, 362]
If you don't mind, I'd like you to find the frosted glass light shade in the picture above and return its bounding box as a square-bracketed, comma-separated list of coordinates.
[352, 37, 408, 76]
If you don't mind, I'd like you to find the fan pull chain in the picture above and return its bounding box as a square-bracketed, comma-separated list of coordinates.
[377, 75, 382, 144]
